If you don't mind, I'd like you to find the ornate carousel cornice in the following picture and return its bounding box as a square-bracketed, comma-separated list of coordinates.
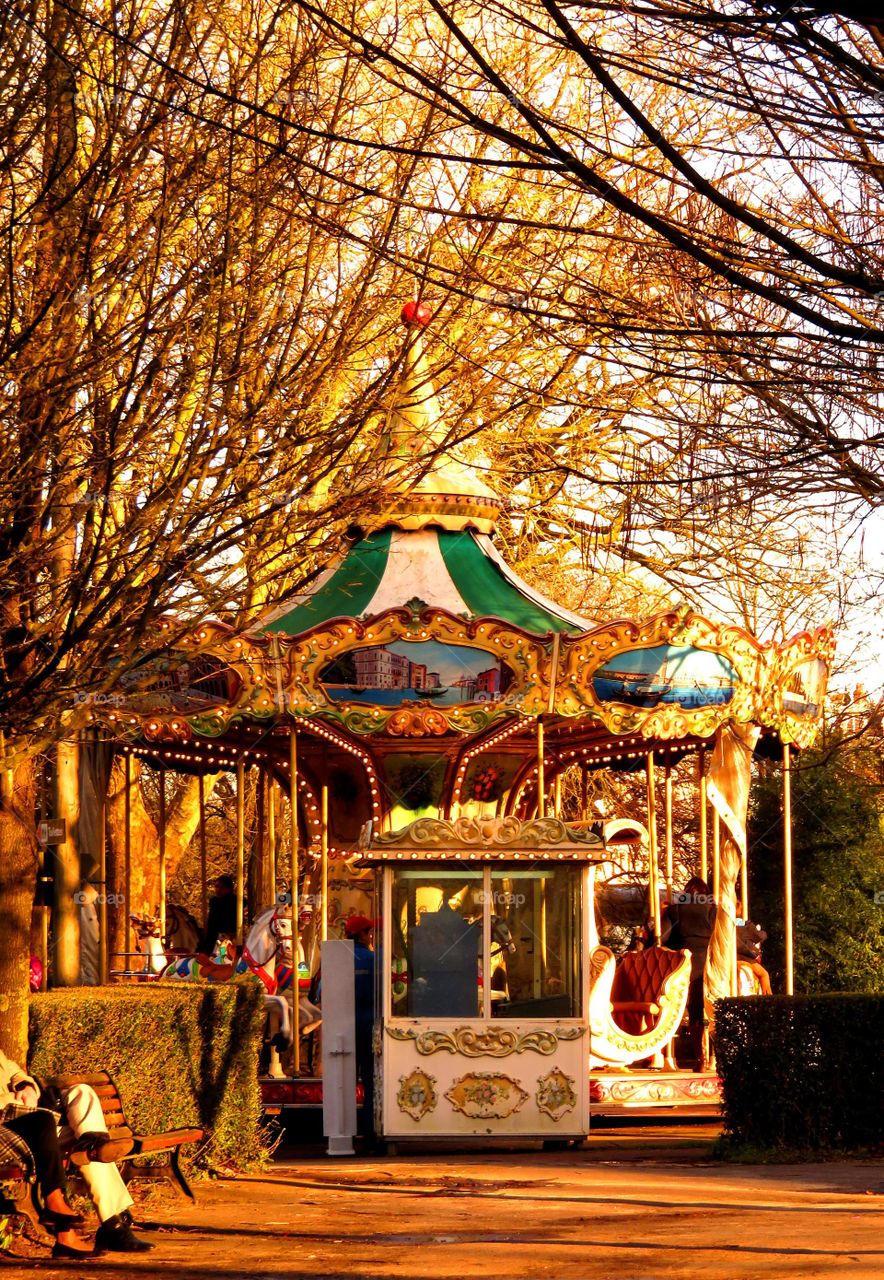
[357, 815, 605, 861]
[84, 604, 835, 755]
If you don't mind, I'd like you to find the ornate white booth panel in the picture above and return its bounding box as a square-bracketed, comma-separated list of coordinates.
[382, 1019, 588, 1138]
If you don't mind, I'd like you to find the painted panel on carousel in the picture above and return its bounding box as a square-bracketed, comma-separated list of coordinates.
[105, 653, 243, 715]
[319, 640, 514, 708]
[592, 644, 737, 710]
[781, 656, 826, 720]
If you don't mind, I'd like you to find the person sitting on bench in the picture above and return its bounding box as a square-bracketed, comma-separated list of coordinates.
[0, 1048, 153, 1253]
[0, 1108, 92, 1258]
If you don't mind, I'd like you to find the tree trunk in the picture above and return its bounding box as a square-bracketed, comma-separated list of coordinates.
[0, 752, 37, 1060]
[51, 732, 80, 986]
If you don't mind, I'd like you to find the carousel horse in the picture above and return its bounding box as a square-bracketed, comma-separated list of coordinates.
[129, 906, 202, 975]
[162, 905, 322, 1049]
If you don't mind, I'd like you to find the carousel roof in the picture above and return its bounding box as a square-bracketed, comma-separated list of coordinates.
[258, 319, 589, 639]
[258, 527, 589, 637]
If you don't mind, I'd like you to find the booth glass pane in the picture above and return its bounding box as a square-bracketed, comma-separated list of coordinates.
[391, 868, 483, 1018]
[489, 864, 581, 1019]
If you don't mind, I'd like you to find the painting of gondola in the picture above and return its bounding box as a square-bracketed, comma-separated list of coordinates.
[592, 644, 737, 710]
[320, 640, 514, 707]
[781, 657, 826, 719]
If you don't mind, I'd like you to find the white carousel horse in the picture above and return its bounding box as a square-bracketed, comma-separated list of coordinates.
[129, 906, 202, 974]
[160, 905, 321, 1049]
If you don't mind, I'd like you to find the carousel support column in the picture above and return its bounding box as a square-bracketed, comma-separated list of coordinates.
[198, 773, 207, 929]
[712, 811, 721, 903]
[581, 765, 588, 824]
[235, 759, 245, 945]
[158, 766, 167, 947]
[698, 750, 708, 883]
[256, 765, 266, 908]
[321, 785, 329, 942]
[536, 719, 545, 819]
[268, 774, 277, 903]
[783, 743, 794, 995]
[97, 750, 108, 986]
[124, 753, 132, 975]
[289, 727, 300, 1074]
[645, 753, 661, 943]
[664, 755, 674, 906]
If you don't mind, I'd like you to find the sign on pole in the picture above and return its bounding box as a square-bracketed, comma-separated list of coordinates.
[37, 819, 66, 846]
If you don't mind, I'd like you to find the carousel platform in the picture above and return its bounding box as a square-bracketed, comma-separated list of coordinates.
[590, 1068, 721, 1117]
[260, 1070, 722, 1119]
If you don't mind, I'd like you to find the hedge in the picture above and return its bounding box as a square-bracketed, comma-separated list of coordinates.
[715, 994, 884, 1151]
[27, 983, 267, 1175]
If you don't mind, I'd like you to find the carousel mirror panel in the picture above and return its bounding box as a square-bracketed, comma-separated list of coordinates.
[489, 865, 581, 1021]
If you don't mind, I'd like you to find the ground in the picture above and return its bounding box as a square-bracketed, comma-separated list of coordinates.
[3, 1123, 883, 1279]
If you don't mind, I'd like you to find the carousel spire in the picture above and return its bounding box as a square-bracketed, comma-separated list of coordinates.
[370, 301, 501, 535]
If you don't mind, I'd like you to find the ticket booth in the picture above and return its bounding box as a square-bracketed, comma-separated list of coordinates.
[359, 816, 603, 1144]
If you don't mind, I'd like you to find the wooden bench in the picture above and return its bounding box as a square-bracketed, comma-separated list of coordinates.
[49, 1071, 205, 1202]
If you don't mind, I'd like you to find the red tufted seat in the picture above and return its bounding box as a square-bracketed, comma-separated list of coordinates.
[610, 946, 688, 1034]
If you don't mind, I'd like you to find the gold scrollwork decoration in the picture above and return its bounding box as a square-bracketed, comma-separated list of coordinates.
[445, 1073, 529, 1119]
[396, 1069, 438, 1121]
[385, 1024, 583, 1056]
[536, 1068, 578, 1121]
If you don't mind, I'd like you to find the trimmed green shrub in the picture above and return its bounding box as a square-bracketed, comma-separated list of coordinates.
[715, 994, 884, 1151]
[28, 983, 267, 1174]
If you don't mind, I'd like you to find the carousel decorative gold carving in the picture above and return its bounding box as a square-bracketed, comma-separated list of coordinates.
[536, 1068, 578, 1121]
[385, 1024, 581, 1056]
[445, 1072, 529, 1119]
[396, 1069, 438, 1121]
[370, 816, 603, 854]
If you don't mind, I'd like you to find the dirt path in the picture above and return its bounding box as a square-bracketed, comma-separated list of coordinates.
[5, 1127, 883, 1279]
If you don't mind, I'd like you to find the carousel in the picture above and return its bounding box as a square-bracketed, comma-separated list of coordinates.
[84, 307, 834, 1135]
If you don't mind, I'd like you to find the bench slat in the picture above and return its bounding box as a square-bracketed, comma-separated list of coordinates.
[132, 1129, 204, 1154]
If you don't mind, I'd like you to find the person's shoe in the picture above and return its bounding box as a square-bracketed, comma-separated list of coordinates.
[52, 1239, 93, 1259]
[39, 1208, 86, 1229]
[68, 1131, 134, 1166]
[94, 1214, 155, 1253]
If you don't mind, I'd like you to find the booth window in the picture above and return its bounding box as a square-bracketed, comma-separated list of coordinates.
[391, 869, 483, 1018]
[489, 864, 581, 1019]
[389, 863, 582, 1020]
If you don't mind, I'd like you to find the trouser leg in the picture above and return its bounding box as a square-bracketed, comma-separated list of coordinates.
[5, 1109, 65, 1198]
[57, 1084, 133, 1222]
[355, 1031, 375, 1139]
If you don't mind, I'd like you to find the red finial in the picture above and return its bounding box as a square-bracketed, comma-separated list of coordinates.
[401, 299, 432, 327]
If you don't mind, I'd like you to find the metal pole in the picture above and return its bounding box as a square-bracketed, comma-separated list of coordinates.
[536, 719, 545, 819]
[783, 743, 794, 995]
[712, 810, 721, 902]
[646, 753, 661, 941]
[698, 749, 708, 883]
[289, 727, 300, 1073]
[236, 759, 245, 944]
[97, 737, 108, 986]
[124, 752, 132, 971]
[580, 764, 588, 823]
[256, 765, 266, 906]
[664, 756, 674, 905]
[268, 773, 277, 904]
[158, 764, 167, 946]
[553, 773, 562, 819]
[198, 772, 208, 928]
[321, 784, 329, 942]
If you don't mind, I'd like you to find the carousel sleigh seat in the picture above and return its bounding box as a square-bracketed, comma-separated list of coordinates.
[588, 944, 691, 1070]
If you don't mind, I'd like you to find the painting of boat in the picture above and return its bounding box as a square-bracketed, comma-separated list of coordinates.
[592, 645, 738, 710]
